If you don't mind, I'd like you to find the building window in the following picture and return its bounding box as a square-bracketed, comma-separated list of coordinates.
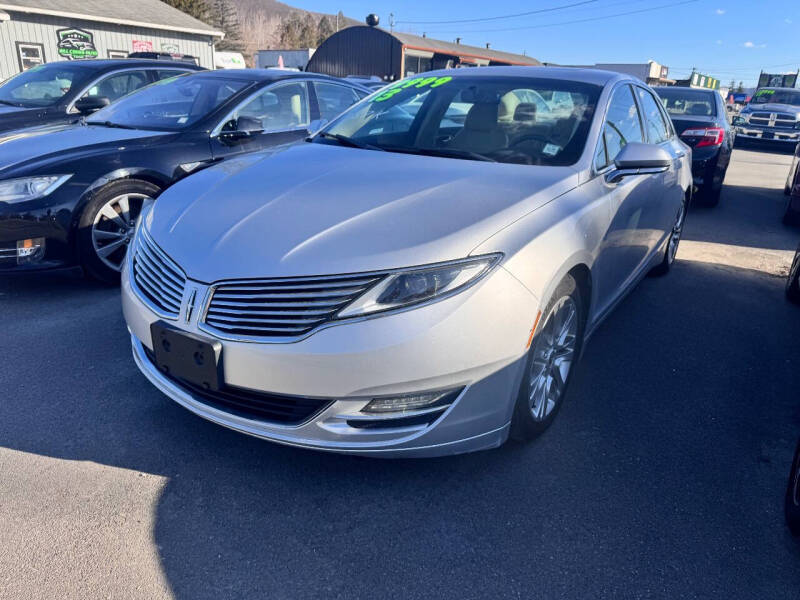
[108, 50, 129, 59]
[15, 42, 45, 71]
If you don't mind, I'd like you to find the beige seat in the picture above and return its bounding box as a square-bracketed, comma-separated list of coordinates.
[449, 103, 508, 153]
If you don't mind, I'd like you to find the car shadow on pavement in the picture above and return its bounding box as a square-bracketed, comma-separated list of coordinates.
[2, 258, 800, 598]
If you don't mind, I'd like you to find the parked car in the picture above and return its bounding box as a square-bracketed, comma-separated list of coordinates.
[787, 243, 800, 303]
[345, 76, 388, 91]
[0, 70, 368, 281]
[0, 59, 203, 134]
[784, 142, 800, 225]
[786, 438, 800, 535]
[128, 52, 199, 65]
[655, 86, 733, 205]
[733, 87, 800, 147]
[122, 67, 691, 457]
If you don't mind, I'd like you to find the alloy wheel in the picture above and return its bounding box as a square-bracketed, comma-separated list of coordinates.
[528, 296, 578, 421]
[667, 198, 687, 265]
[91, 193, 151, 272]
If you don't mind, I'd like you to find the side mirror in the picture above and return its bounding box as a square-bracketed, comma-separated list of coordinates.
[74, 96, 111, 115]
[606, 142, 672, 184]
[732, 116, 747, 126]
[218, 116, 263, 145]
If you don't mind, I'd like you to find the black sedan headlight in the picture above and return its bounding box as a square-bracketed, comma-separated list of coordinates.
[0, 175, 71, 204]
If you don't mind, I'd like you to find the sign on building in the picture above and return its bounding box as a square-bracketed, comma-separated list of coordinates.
[56, 28, 99, 60]
[132, 39, 154, 52]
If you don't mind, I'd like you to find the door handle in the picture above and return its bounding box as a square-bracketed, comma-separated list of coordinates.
[676, 151, 686, 158]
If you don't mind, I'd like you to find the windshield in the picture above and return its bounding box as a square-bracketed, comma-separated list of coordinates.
[655, 88, 717, 117]
[86, 75, 249, 131]
[0, 64, 93, 108]
[317, 76, 601, 166]
[751, 89, 800, 106]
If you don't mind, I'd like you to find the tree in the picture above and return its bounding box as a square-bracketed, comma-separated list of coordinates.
[729, 79, 736, 91]
[209, 0, 244, 52]
[278, 12, 317, 48]
[161, 0, 209, 24]
[736, 81, 744, 92]
[316, 16, 334, 46]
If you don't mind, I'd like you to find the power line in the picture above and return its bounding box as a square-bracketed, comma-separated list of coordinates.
[410, 0, 702, 34]
[395, 0, 599, 25]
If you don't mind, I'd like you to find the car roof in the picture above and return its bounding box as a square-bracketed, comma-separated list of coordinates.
[413, 66, 633, 87]
[654, 86, 716, 95]
[37, 59, 204, 71]
[180, 69, 368, 87]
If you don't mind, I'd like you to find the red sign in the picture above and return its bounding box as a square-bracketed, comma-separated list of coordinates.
[132, 40, 153, 52]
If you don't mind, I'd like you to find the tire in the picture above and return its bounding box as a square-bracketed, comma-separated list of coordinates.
[785, 438, 800, 536]
[787, 245, 800, 305]
[510, 273, 585, 442]
[782, 195, 800, 227]
[650, 193, 688, 276]
[78, 179, 161, 284]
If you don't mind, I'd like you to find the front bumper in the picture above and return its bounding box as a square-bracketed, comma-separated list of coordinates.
[735, 126, 800, 143]
[123, 262, 539, 457]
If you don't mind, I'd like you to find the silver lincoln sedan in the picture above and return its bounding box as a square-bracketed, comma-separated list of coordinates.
[122, 67, 691, 457]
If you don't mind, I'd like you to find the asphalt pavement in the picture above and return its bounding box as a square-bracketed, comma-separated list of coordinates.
[1, 147, 799, 599]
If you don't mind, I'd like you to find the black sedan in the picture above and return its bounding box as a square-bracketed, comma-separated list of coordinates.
[784, 142, 800, 226]
[0, 69, 368, 281]
[0, 59, 203, 134]
[655, 86, 734, 206]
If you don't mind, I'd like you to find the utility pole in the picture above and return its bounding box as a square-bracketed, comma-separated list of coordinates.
[390, 13, 395, 33]
[336, 12, 339, 32]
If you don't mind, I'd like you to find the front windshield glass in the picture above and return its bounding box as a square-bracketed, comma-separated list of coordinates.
[318, 76, 601, 166]
[655, 88, 717, 117]
[0, 64, 93, 108]
[86, 75, 248, 131]
[751, 89, 800, 106]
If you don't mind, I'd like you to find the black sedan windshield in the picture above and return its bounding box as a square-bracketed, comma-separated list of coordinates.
[752, 89, 800, 106]
[318, 76, 601, 166]
[0, 64, 93, 108]
[86, 75, 248, 131]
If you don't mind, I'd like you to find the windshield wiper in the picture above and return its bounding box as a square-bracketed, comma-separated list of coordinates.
[85, 120, 137, 130]
[384, 146, 497, 163]
[315, 132, 384, 151]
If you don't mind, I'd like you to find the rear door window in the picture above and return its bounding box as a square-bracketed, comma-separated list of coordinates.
[635, 87, 670, 143]
[313, 82, 359, 121]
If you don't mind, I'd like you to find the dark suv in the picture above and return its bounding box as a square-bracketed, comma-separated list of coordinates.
[0, 59, 204, 134]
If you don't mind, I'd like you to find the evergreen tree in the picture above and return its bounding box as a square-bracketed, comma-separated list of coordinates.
[316, 16, 334, 46]
[161, 0, 209, 24]
[209, 0, 245, 52]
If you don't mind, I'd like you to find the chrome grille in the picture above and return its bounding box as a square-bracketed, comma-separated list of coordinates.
[131, 228, 187, 318]
[203, 274, 384, 339]
[749, 112, 797, 128]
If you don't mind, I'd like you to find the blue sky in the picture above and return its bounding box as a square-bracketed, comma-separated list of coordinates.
[299, 0, 799, 87]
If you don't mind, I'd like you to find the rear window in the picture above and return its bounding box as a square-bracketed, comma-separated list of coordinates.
[654, 88, 717, 117]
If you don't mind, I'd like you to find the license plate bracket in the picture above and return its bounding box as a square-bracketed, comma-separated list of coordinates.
[150, 321, 223, 391]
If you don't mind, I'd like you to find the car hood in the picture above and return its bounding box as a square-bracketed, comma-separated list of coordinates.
[147, 142, 580, 281]
[0, 123, 173, 175]
[0, 104, 48, 133]
[743, 103, 800, 115]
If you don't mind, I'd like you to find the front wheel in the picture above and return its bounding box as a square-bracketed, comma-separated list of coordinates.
[650, 193, 688, 276]
[78, 179, 161, 283]
[511, 274, 585, 441]
[785, 438, 800, 536]
[786, 245, 800, 305]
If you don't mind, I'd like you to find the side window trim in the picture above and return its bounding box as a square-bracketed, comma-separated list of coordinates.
[66, 67, 193, 113]
[211, 80, 312, 137]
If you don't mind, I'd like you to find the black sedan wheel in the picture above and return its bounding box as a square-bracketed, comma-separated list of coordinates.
[78, 179, 160, 283]
[785, 438, 800, 536]
[787, 245, 800, 305]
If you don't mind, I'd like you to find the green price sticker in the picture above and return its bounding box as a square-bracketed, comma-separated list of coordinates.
[755, 89, 775, 97]
[373, 76, 453, 102]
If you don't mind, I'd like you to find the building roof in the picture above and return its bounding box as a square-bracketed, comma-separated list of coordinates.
[0, 0, 224, 37]
[388, 29, 540, 66]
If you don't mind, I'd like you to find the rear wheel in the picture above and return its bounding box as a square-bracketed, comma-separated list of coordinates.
[511, 274, 585, 441]
[783, 194, 800, 227]
[786, 245, 800, 305]
[78, 179, 160, 283]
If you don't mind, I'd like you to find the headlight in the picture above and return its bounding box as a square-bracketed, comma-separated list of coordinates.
[337, 254, 502, 318]
[0, 175, 71, 204]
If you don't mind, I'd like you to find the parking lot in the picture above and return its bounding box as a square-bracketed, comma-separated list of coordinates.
[1, 147, 799, 598]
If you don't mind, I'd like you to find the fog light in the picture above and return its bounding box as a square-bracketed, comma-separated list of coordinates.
[16, 237, 45, 264]
[361, 388, 461, 414]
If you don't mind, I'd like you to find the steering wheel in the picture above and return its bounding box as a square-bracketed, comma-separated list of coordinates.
[509, 134, 550, 148]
